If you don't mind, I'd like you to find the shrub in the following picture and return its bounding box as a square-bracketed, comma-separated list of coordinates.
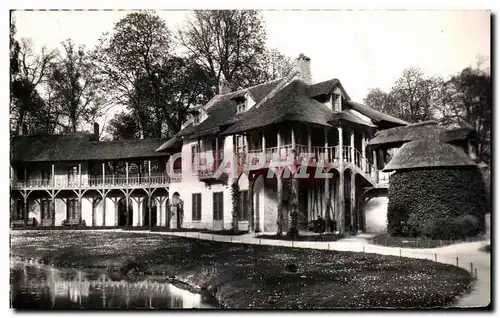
[387, 167, 486, 240]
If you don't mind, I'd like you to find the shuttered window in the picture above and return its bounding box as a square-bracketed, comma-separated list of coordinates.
[192, 193, 201, 221]
[239, 190, 249, 221]
[213, 192, 223, 221]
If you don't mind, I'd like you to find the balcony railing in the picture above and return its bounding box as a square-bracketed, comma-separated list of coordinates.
[235, 144, 391, 185]
[12, 173, 174, 189]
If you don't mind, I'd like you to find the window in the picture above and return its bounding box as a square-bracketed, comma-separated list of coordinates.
[192, 193, 202, 221]
[191, 144, 200, 172]
[40, 199, 51, 219]
[333, 93, 341, 111]
[213, 192, 224, 221]
[236, 101, 247, 113]
[66, 198, 78, 220]
[239, 190, 249, 221]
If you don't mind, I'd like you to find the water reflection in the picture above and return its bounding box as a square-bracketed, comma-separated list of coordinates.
[10, 260, 217, 309]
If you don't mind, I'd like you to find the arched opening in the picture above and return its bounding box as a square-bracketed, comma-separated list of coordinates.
[117, 198, 133, 226]
[171, 192, 183, 229]
[142, 198, 157, 227]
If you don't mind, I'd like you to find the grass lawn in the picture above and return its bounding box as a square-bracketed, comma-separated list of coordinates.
[370, 233, 483, 249]
[256, 233, 342, 242]
[10, 230, 473, 309]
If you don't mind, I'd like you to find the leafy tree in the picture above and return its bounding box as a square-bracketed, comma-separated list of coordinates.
[93, 11, 173, 139]
[364, 68, 443, 123]
[10, 26, 57, 136]
[106, 111, 141, 140]
[178, 10, 271, 91]
[47, 39, 105, 134]
[439, 67, 491, 163]
[254, 48, 294, 83]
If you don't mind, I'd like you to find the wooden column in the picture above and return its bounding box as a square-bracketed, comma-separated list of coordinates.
[102, 194, 106, 227]
[51, 164, 55, 187]
[324, 127, 329, 162]
[24, 167, 27, 184]
[78, 164, 82, 188]
[350, 170, 356, 233]
[125, 194, 130, 227]
[102, 162, 105, 186]
[215, 136, 219, 168]
[277, 129, 281, 161]
[338, 127, 343, 162]
[276, 175, 283, 235]
[350, 129, 355, 165]
[337, 126, 345, 235]
[307, 126, 312, 153]
[23, 196, 28, 225]
[148, 195, 152, 228]
[125, 162, 129, 184]
[51, 196, 56, 227]
[148, 160, 151, 182]
[361, 132, 366, 172]
[262, 133, 266, 166]
[373, 150, 379, 183]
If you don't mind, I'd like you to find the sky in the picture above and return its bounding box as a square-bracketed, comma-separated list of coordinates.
[11, 9, 491, 133]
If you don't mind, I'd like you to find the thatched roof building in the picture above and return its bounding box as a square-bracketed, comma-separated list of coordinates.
[11, 134, 168, 163]
[367, 121, 477, 150]
[382, 139, 476, 172]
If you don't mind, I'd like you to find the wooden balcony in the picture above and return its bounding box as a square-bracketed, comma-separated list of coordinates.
[236, 144, 392, 186]
[11, 173, 177, 191]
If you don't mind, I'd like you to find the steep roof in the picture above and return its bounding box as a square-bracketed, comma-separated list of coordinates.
[177, 78, 283, 139]
[309, 78, 351, 100]
[343, 100, 408, 128]
[368, 121, 441, 149]
[11, 134, 168, 163]
[368, 121, 478, 149]
[383, 139, 476, 172]
[329, 109, 377, 128]
[221, 79, 335, 135]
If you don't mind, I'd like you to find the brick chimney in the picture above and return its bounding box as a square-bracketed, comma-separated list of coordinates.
[218, 74, 231, 95]
[93, 122, 99, 138]
[295, 53, 312, 84]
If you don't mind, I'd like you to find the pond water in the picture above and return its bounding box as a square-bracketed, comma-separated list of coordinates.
[10, 260, 218, 309]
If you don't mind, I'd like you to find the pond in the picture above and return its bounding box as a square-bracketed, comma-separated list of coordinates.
[10, 260, 218, 309]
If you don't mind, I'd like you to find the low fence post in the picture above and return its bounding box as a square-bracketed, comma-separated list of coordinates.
[363, 246, 365, 253]
[327, 243, 330, 250]
[470, 262, 473, 274]
[456, 257, 459, 267]
[212, 235, 214, 241]
[399, 249, 402, 257]
[434, 253, 437, 262]
[475, 268, 478, 279]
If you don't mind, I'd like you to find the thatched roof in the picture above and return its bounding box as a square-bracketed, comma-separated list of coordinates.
[368, 121, 478, 149]
[383, 140, 476, 172]
[309, 79, 351, 100]
[343, 100, 408, 128]
[177, 78, 283, 139]
[368, 121, 441, 149]
[11, 134, 168, 163]
[221, 79, 335, 135]
[329, 109, 377, 128]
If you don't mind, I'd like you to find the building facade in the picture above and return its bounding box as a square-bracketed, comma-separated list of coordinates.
[10, 54, 411, 235]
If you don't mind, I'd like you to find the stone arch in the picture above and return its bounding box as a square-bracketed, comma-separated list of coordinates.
[359, 187, 388, 233]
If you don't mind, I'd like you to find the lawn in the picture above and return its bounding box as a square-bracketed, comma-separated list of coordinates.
[370, 233, 483, 249]
[10, 230, 473, 309]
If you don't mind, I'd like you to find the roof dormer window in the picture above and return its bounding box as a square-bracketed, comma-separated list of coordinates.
[237, 101, 247, 113]
[193, 114, 200, 124]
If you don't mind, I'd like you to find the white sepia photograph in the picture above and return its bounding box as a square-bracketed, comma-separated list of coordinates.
[9, 8, 491, 310]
